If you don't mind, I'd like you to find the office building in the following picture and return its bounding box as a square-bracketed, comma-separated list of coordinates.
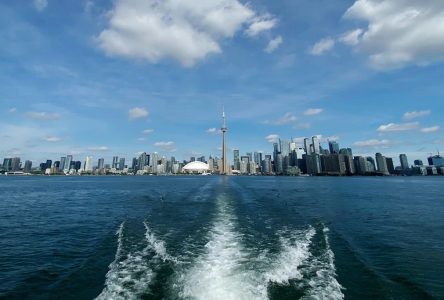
[119, 158, 125, 170]
[385, 157, 395, 174]
[375, 153, 389, 175]
[428, 154, 444, 167]
[399, 154, 409, 170]
[329, 141, 340, 154]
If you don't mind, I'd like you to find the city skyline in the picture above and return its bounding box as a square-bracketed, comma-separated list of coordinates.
[1, 1, 443, 164]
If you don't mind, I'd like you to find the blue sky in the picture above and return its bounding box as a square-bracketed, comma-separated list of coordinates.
[1, 0, 443, 165]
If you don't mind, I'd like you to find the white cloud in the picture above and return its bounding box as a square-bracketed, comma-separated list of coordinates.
[206, 127, 220, 135]
[154, 141, 176, 152]
[325, 135, 340, 142]
[377, 122, 419, 132]
[245, 17, 277, 37]
[343, 0, 444, 69]
[137, 137, 147, 142]
[26, 111, 61, 121]
[142, 129, 154, 134]
[128, 107, 149, 120]
[294, 122, 311, 130]
[304, 108, 323, 116]
[264, 112, 297, 125]
[338, 28, 364, 46]
[421, 126, 440, 133]
[88, 146, 110, 152]
[98, 0, 276, 67]
[34, 0, 48, 11]
[84, 0, 94, 13]
[265, 35, 283, 53]
[8, 108, 17, 113]
[353, 139, 391, 148]
[403, 110, 431, 120]
[44, 136, 61, 142]
[309, 37, 335, 56]
[265, 134, 279, 143]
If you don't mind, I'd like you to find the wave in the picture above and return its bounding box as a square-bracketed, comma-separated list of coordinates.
[143, 221, 178, 264]
[265, 226, 316, 285]
[95, 222, 154, 300]
[301, 227, 344, 300]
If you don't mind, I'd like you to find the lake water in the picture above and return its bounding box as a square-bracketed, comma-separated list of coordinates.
[0, 176, 443, 299]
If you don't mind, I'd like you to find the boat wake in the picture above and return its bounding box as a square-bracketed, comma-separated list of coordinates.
[96, 221, 177, 300]
[175, 194, 344, 299]
[98, 198, 343, 299]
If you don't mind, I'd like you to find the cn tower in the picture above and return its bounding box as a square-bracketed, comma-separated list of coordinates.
[221, 107, 228, 175]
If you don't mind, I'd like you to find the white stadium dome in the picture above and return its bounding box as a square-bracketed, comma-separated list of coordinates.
[182, 161, 210, 174]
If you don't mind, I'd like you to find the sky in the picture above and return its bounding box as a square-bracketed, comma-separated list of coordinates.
[1, 0, 443, 165]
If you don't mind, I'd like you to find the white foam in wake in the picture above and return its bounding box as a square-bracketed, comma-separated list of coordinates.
[96, 222, 154, 300]
[143, 221, 178, 264]
[265, 227, 316, 285]
[178, 194, 268, 300]
[301, 227, 344, 300]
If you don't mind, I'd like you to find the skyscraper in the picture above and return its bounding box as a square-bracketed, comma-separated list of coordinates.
[119, 158, 125, 170]
[233, 149, 240, 170]
[304, 138, 311, 154]
[328, 141, 340, 154]
[375, 153, 389, 175]
[24, 160, 32, 173]
[221, 108, 228, 175]
[112, 156, 119, 169]
[84, 156, 93, 172]
[11, 157, 21, 171]
[60, 157, 66, 171]
[399, 154, 409, 170]
[312, 136, 320, 154]
[65, 155, 73, 172]
[98, 158, 105, 170]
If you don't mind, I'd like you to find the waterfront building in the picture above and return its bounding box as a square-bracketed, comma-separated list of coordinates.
[339, 148, 353, 156]
[414, 159, 423, 166]
[240, 157, 248, 174]
[366, 157, 376, 173]
[321, 154, 346, 175]
[304, 138, 311, 154]
[426, 166, 438, 175]
[74, 161, 82, 172]
[376, 153, 389, 175]
[354, 156, 368, 175]
[119, 158, 125, 170]
[385, 157, 395, 174]
[312, 136, 320, 154]
[329, 141, 340, 154]
[275, 153, 283, 175]
[151, 152, 158, 174]
[84, 156, 93, 172]
[98, 158, 105, 170]
[428, 154, 444, 167]
[24, 160, 32, 173]
[208, 157, 214, 172]
[112, 156, 119, 169]
[182, 161, 210, 174]
[46, 160, 52, 169]
[138, 152, 149, 170]
[344, 155, 355, 175]
[3, 158, 12, 171]
[11, 157, 21, 171]
[65, 155, 73, 172]
[400, 154, 409, 170]
[60, 157, 66, 171]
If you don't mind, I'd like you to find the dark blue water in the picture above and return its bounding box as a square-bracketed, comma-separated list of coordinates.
[0, 176, 443, 299]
